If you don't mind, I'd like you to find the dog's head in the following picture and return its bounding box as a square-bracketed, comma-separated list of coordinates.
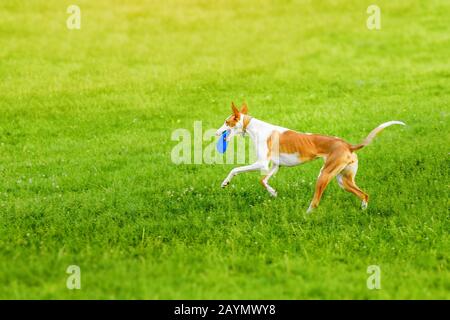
[215, 102, 249, 141]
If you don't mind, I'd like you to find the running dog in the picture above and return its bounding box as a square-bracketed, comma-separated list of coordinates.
[215, 102, 405, 213]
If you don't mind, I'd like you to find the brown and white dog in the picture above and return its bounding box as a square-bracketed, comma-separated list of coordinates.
[215, 102, 405, 213]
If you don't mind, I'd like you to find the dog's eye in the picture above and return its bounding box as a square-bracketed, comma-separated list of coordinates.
[226, 117, 237, 127]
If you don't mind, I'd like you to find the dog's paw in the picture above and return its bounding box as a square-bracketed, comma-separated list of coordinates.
[306, 205, 314, 214]
[221, 180, 230, 188]
[267, 187, 277, 197]
[361, 200, 368, 210]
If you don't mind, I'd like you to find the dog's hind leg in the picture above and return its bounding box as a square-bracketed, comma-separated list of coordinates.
[307, 152, 349, 213]
[260, 163, 279, 197]
[336, 157, 369, 209]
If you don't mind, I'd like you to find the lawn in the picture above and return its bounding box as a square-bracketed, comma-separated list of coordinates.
[0, 0, 448, 299]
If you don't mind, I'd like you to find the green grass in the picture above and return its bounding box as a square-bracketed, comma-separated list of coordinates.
[0, 0, 449, 299]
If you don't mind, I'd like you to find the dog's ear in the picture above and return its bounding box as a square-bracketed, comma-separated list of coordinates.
[231, 102, 240, 118]
[241, 102, 248, 114]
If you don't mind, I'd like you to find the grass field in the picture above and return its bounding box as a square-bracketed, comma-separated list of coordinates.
[0, 0, 449, 299]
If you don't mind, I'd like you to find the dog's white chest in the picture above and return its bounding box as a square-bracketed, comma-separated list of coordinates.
[274, 153, 301, 166]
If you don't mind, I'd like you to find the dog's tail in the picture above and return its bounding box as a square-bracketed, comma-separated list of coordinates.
[350, 121, 406, 152]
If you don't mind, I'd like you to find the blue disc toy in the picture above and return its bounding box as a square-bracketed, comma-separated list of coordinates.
[216, 130, 228, 154]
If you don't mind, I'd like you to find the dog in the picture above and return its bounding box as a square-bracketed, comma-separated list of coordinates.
[215, 102, 405, 213]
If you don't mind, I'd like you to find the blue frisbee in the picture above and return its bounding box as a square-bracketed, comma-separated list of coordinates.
[216, 130, 228, 154]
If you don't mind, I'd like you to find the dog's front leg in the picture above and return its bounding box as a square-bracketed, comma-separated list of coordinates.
[221, 161, 267, 188]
